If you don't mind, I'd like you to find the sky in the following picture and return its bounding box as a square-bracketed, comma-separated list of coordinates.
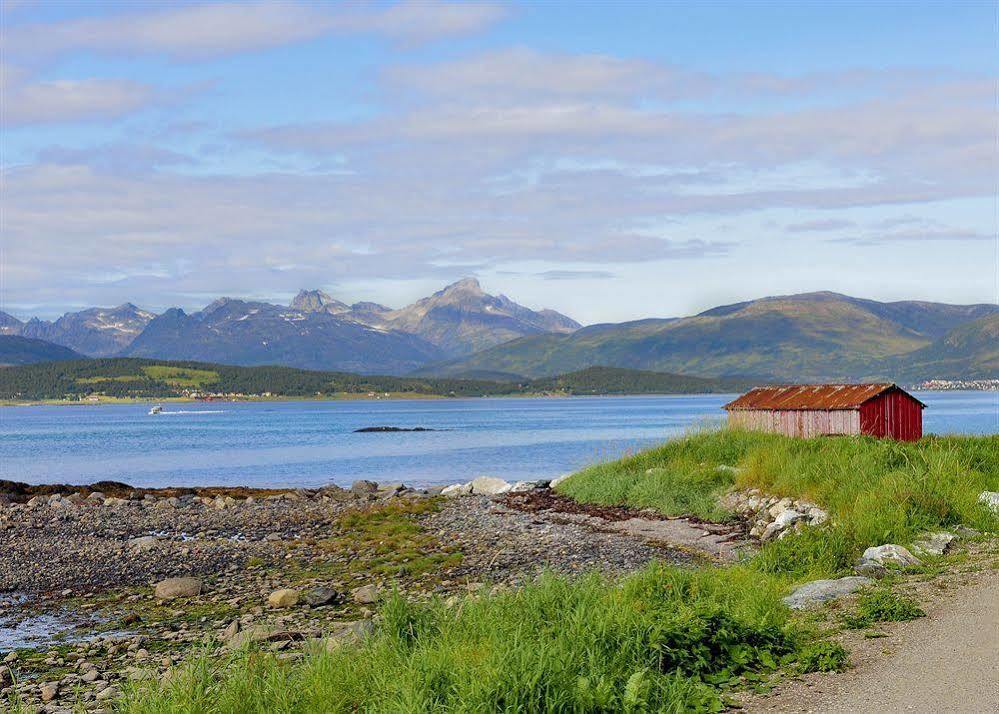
[2, 0, 997, 324]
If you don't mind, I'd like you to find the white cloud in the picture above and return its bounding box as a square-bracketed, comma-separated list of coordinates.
[385, 47, 673, 98]
[2, 76, 156, 126]
[2, 1, 508, 60]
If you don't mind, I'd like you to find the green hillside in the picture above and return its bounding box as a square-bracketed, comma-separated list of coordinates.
[428, 292, 997, 380]
[0, 335, 84, 366]
[891, 314, 999, 380]
[0, 359, 750, 402]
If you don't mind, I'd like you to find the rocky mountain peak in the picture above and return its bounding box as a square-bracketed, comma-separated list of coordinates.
[291, 289, 349, 314]
[440, 277, 483, 296]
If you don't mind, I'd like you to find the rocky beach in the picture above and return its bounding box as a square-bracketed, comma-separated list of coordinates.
[0, 477, 745, 711]
[2, 437, 996, 713]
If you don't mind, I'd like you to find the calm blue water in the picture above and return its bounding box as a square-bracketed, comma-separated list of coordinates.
[1, 392, 995, 489]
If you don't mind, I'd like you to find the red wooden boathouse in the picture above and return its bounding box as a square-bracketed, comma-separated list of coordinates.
[723, 383, 925, 441]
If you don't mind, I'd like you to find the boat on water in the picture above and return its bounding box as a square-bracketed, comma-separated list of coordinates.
[148, 405, 163, 415]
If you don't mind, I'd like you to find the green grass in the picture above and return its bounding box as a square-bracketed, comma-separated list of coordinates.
[560, 429, 999, 579]
[141, 365, 220, 388]
[121, 564, 820, 714]
[842, 587, 925, 629]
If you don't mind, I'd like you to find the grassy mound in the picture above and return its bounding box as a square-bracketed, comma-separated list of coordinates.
[560, 430, 998, 578]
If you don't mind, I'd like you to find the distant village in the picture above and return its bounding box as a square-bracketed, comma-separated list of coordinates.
[914, 379, 999, 391]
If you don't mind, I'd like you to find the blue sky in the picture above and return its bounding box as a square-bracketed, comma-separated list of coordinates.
[2, 0, 996, 322]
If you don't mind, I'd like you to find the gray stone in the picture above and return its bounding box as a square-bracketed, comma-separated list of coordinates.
[441, 482, 472, 497]
[350, 480, 379, 494]
[772, 508, 808, 529]
[978, 491, 999, 514]
[0, 665, 10, 685]
[807, 507, 829, 525]
[377, 482, 406, 496]
[225, 624, 275, 649]
[302, 587, 341, 607]
[127, 535, 161, 552]
[783, 576, 873, 610]
[80, 669, 100, 683]
[911, 531, 957, 557]
[510, 480, 550, 492]
[324, 620, 375, 650]
[222, 620, 240, 642]
[468, 476, 512, 495]
[154, 577, 203, 600]
[351, 584, 380, 604]
[40, 682, 59, 702]
[855, 544, 922, 577]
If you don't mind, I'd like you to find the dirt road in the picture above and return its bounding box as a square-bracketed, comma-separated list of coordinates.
[748, 568, 999, 713]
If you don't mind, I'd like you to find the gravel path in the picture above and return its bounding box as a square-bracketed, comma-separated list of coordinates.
[425, 494, 698, 585]
[746, 567, 999, 714]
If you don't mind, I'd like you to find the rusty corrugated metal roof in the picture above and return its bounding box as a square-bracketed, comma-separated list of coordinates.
[723, 383, 925, 411]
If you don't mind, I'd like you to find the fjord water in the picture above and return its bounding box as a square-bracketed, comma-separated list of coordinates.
[1, 392, 995, 489]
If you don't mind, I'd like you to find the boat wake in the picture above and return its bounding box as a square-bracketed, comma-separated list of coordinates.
[158, 410, 226, 415]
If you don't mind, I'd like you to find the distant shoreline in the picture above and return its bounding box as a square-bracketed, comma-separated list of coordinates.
[3, 385, 997, 408]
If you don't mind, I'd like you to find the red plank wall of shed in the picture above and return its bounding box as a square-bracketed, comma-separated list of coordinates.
[859, 390, 923, 441]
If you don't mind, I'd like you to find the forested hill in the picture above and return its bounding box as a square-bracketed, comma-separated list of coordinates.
[0, 359, 752, 401]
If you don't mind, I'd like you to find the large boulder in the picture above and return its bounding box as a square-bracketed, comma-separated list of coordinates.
[468, 476, 512, 495]
[783, 576, 872, 610]
[855, 544, 921, 578]
[441, 483, 472, 497]
[154, 577, 203, 600]
[350, 480, 378, 495]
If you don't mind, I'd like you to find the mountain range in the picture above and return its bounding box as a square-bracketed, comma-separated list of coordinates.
[0, 279, 578, 374]
[424, 292, 998, 381]
[0, 303, 154, 357]
[1, 285, 995, 381]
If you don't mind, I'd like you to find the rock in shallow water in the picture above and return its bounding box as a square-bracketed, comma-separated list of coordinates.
[782, 576, 872, 610]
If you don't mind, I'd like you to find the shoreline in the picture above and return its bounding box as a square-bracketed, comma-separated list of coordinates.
[2, 386, 994, 409]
